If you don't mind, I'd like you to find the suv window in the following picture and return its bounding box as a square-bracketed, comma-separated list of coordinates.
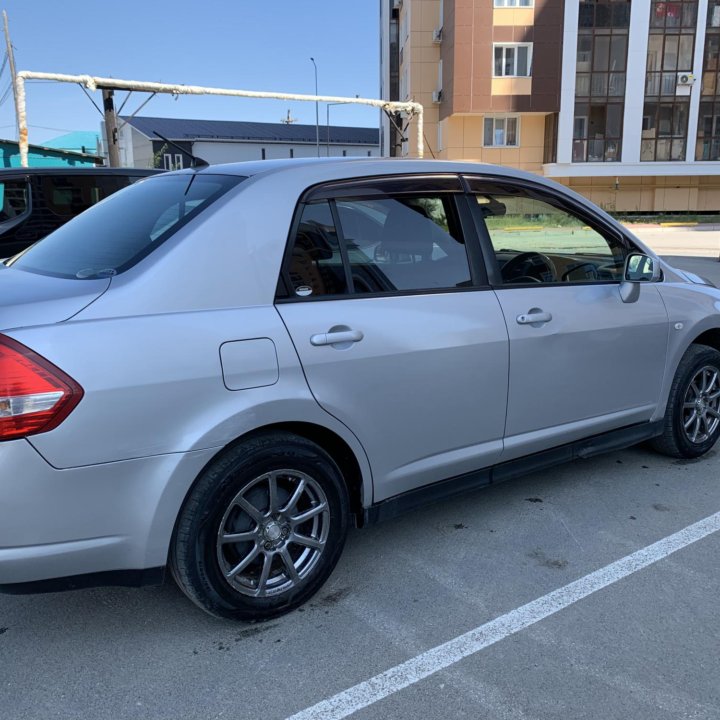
[0, 179, 30, 224]
[9, 174, 243, 279]
[472, 191, 627, 285]
[284, 193, 471, 298]
[41, 175, 132, 217]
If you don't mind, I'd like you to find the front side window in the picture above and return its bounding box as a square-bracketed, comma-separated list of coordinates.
[284, 192, 471, 298]
[9, 174, 244, 279]
[483, 117, 519, 147]
[493, 44, 532, 77]
[471, 189, 627, 285]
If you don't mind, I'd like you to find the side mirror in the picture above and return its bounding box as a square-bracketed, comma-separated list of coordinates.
[620, 253, 661, 303]
[624, 253, 661, 283]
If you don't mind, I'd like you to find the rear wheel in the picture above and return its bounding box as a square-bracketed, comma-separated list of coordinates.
[170, 432, 350, 621]
[651, 344, 720, 459]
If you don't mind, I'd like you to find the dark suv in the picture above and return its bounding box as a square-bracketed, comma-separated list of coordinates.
[0, 167, 160, 257]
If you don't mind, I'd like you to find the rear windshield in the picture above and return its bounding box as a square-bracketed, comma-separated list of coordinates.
[6, 173, 244, 279]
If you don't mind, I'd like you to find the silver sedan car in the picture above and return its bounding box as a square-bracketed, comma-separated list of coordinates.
[1, 159, 719, 620]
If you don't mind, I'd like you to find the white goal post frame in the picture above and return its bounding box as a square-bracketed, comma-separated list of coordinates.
[15, 71, 425, 167]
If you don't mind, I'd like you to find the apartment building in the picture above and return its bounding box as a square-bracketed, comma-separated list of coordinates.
[380, 0, 720, 212]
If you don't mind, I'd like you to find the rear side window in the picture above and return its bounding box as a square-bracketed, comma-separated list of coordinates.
[288, 201, 349, 297]
[337, 197, 470, 293]
[8, 174, 243, 279]
[284, 193, 471, 298]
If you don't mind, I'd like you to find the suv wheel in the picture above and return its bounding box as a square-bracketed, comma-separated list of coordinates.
[171, 432, 350, 621]
[651, 344, 720, 459]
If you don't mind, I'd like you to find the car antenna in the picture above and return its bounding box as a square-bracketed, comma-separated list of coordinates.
[153, 131, 209, 169]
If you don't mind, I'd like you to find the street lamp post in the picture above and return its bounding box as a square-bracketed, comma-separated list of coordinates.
[310, 57, 319, 157]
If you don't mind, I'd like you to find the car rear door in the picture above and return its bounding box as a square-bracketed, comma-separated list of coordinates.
[465, 176, 669, 461]
[275, 175, 509, 502]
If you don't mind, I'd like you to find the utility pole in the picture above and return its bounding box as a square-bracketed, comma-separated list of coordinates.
[2, 11, 21, 144]
[102, 88, 121, 167]
[310, 57, 319, 157]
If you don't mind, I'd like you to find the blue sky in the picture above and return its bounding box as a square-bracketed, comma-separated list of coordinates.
[0, 0, 380, 145]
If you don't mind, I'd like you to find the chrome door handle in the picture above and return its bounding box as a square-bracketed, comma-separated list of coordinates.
[310, 329, 364, 346]
[516, 311, 553, 325]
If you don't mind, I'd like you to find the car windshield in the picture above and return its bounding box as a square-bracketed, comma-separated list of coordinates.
[6, 173, 244, 279]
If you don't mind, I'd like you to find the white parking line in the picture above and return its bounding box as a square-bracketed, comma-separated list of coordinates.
[286, 511, 720, 720]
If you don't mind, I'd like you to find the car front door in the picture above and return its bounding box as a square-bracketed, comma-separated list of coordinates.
[466, 177, 669, 461]
[275, 176, 509, 502]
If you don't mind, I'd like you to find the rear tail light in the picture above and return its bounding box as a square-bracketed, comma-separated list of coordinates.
[0, 334, 83, 441]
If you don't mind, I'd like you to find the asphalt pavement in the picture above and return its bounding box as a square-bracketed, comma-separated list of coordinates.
[1, 233, 720, 720]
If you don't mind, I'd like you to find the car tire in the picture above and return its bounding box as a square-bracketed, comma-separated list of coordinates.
[651, 344, 720, 459]
[170, 431, 350, 621]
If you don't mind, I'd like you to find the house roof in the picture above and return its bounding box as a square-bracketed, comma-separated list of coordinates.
[0, 138, 103, 161]
[123, 116, 379, 146]
[44, 131, 100, 154]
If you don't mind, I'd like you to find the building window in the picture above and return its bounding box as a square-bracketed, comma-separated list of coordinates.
[343, 150, 347, 156]
[573, 1, 629, 162]
[494, 0, 533, 6]
[162, 153, 184, 170]
[697, 1, 720, 158]
[367, 150, 372, 156]
[493, 44, 532, 77]
[643, 0, 697, 161]
[641, 100, 690, 160]
[483, 117, 519, 147]
[261, 148, 266, 160]
[290, 148, 294, 158]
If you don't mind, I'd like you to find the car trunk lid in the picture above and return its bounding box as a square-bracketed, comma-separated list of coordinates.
[0, 264, 110, 330]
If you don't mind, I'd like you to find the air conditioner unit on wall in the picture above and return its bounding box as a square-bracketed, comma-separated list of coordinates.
[432, 27, 443, 43]
[432, 90, 443, 103]
[677, 72, 696, 86]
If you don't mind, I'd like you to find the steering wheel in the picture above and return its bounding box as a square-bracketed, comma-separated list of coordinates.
[501, 252, 557, 284]
[561, 262, 599, 282]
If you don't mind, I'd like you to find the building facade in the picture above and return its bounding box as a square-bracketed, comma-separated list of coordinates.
[381, 0, 720, 212]
[105, 117, 380, 169]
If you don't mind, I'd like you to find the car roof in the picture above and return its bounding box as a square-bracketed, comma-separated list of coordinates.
[181, 157, 550, 187]
[0, 167, 161, 177]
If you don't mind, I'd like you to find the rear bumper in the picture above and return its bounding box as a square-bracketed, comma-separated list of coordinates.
[0, 439, 217, 588]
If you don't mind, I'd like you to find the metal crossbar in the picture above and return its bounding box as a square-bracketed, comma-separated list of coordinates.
[15, 71, 425, 166]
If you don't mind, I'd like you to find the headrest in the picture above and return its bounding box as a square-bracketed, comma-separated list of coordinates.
[294, 223, 334, 260]
[379, 204, 435, 258]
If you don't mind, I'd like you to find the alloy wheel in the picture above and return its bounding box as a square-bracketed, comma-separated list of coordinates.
[682, 365, 720, 444]
[216, 470, 330, 598]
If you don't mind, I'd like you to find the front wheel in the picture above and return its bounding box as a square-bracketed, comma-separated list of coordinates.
[651, 344, 720, 459]
[170, 432, 350, 621]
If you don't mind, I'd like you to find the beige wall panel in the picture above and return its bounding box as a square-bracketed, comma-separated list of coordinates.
[662, 187, 691, 211]
[491, 77, 514, 95]
[445, 117, 465, 148]
[500, 148, 521, 164]
[510, 78, 533, 95]
[519, 146, 544, 164]
[421, 0, 442, 30]
[493, 7, 535, 25]
[521, 115, 545, 145]
[481, 148, 503, 164]
[615, 190, 643, 212]
[444, 147, 470, 160]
